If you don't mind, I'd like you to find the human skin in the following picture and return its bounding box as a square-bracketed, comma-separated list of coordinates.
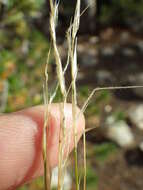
[0, 103, 85, 190]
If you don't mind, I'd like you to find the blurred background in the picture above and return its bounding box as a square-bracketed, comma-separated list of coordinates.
[0, 0, 143, 189]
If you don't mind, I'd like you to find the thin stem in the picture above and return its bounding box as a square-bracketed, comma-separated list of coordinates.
[68, 0, 81, 188]
[78, 85, 143, 119]
[72, 85, 79, 189]
[83, 131, 86, 190]
[49, 1, 68, 190]
[43, 48, 51, 190]
[57, 100, 67, 190]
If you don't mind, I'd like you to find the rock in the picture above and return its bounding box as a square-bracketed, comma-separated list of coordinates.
[106, 116, 135, 148]
[89, 36, 99, 44]
[77, 71, 85, 80]
[51, 167, 72, 190]
[139, 141, 143, 151]
[120, 31, 130, 42]
[100, 28, 114, 41]
[96, 70, 113, 84]
[104, 105, 112, 113]
[81, 53, 98, 66]
[128, 105, 143, 130]
[137, 40, 143, 52]
[101, 46, 115, 56]
[78, 48, 98, 67]
[127, 17, 143, 35]
[122, 48, 136, 57]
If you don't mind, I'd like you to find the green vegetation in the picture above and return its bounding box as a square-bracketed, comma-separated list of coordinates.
[93, 143, 117, 163]
[86, 167, 98, 190]
[0, 0, 50, 112]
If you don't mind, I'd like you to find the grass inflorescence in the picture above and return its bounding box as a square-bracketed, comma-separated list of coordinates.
[43, 1, 143, 190]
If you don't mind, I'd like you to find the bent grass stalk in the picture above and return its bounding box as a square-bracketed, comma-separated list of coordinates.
[79, 85, 143, 117]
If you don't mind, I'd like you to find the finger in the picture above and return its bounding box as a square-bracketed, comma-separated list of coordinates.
[0, 103, 85, 190]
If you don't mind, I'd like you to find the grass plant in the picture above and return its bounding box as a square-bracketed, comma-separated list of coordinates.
[42, 1, 143, 190]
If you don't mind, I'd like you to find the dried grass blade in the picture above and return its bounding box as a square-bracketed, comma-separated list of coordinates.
[49, 1, 68, 190]
[43, 48, 52, 190]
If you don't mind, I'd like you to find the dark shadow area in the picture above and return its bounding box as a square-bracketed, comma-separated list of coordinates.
[125, 148, 143, 167]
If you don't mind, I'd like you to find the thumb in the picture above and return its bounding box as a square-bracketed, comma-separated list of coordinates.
[0, 103, 85, 190]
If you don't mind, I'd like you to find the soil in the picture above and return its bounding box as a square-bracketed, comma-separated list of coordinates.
[98, 148, 143, 190]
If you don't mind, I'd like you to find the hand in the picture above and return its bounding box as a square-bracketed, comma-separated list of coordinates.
[0, 103, 85, 190]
